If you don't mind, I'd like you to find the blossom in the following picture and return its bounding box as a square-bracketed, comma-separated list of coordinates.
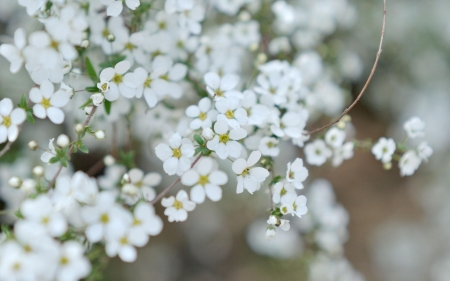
[102, 0, 140, 17]
[280, 195, 308, 218]
[41, 138, 56, 163]
[99, 61, 137, 101]
[181, 157, 228, 203]
[0, 98, 26, 143]
[417, 141, 433, 161]
[272, 182, 297, 204]
[332, 142, 354, 167]
[131, 202, 163, 237]
[121, 169, 160, 204]
[403, 117, 425, 139]
[204, 72, 240, 100]
[0, 28, 26, 73]
[155, 133, 195, 176]
[270, 111, 308, 139]
[91, 93, 105, 106]
[185, 97, 218, 130]
[286, 158, 308, 189]
[56, 241, 91, 281]
[325, 127, 346, 148]
[206, 120, 247, 159]
[259, 137, 280, 157]
[215, 97, 248, 128]
[161, 190, 196, 222]
[304, 139, 332, 166]
[29, 80, 70, 124]
[399, 151, 422, 176]
[105, 220, 142, 262]
[371, 137, 396, 164]
[232, 150, 270, 194]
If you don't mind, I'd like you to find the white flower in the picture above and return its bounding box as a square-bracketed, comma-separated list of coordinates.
[0, 98, 26, 143]
[272, 182, 297, 204]
[371, 137, 396, 164]
[20, 195, 68, 237]
[204, 72, 240, 100]
[99, 61, 137, 101]
[121, 168, 160, 204]
[417, 141, 433, 161]
[259, 137, 280, 157]
[56, 241, 91, 281]
[403, 117, 425, 139]
[91, 93, 105, 106]
[161, 190, 196, 222]
[155, 133, 195, 176]
[332, 142, 354, 167]
[102, 0, 140, 17]
[53, 172, 98, 213]
[181, 157, 228, 203]
[131, 202, 163, 237]
[241, 90, 268, 126]
[270, 111, 308, 139]
[232, 150, 270, 194]
[0, 28, 26, 73]
[29, 80, 70, 124]
[185, 97, 218, 130]
[281, 195, 308, 218]
[265, 226, 277, 240]
[206, 120, 247, 159]
[41, 138, 56, 163]
[267, 215, 290, 231]
[304, 140, 332, 166]
[325, 127, 346, 148]
[215, 97, 248, 128]
[165, 0, 194, 13]
[286, 158, 308, 189]
[399, 150, 422, 177]
[105, 220, 142, 262]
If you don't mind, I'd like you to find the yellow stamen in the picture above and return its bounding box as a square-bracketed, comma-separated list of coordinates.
[219, 134, 229, 143]
[112, 74, 123, 84]
[198, 112, 207, 121]
[225, 110, 234, 119]
[100, 213, 109, 224]
[198, 175, 209, 186]
[173, 200, 183, 210]
[41, 98, 51, 109]
[2, 116, 11, 127]
[173, 148, 182, 158]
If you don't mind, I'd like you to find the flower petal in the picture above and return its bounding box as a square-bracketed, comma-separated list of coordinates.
[47, 107, 65, 124]
[50, 90, 70, 107]
[205, 184, 222, 202]
[190, 185, 205, 204]
[0, 98, 13, 116]
[232, 158, 247, 174]
[10, 108, 26, 125]
[106, 1, 124, 17]
[33, 104, 47, 119]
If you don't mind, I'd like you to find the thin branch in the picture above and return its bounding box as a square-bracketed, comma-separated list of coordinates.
[0, 141, 14, 158]
[151, 154, 203, 205]
[305, 0, 387, 135]
[48, 106, 98, 188]
[86, 158, 106, 177]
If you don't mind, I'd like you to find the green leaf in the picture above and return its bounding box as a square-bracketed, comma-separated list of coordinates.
[85, 57, 99, 82]
[26, 111, 35, 124]
[270, 175, 282, 186]
[117, 150, 135, 169]
[49, 156, 60, 164]
[1, 224, 12, 239]
[19, 94, 28, 108]
[193, 134, 204, 145]
[79, 98, 93, 110]
[79, 144, 89, 154]
[60, 158, 68, 167]
[14, 210, 24, 219]
[85, 86, 99, 93]
[194, 147, 202, 156]
[104, 100, 111, 115]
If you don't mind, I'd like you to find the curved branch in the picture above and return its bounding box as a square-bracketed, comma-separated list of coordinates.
[306, 0, 387, 135]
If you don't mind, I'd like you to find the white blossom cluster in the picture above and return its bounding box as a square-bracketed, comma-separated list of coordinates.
[0, 0, 433, 279]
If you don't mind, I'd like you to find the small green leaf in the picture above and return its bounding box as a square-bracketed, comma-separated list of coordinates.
[193, 134, 204, 145]
[194, 147, 202, 156]
[79, 144, 89, 154]
[60, 158, 68, 167]
[26, 111, 35, 124]
[270, 175, 282, 186]
[1, 224, 12, 238]
[79, 99, 93, 110]
[85, 57, 99, 82]
[85, 86, 99, 93]
[104, 100, 111, 115]
[49, 156, 60, 164]
[19, 94, 28, 108]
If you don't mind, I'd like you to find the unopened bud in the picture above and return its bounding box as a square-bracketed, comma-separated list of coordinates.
[239, 11, 251, 22]
[81, 40, 89, 48]
[84, 106, 93, 115]
[56, 134, 70, 148]
[336, 120, 346, 130]
[342, 115, 352, 123]
[8, 176, 22, 188]
[103, 155, 115, 166]
[90, 93, 104, 106]
[107, 34, 115, 42]
[202, 128, 214, 140]
[75, 124, 84, 134]
[28, 140, 38, 151]
[94, 130, 105, 140]
[383, 162, 392, 170]
[249, 42, 259, 52]
[122, 173, 130, 184]
[256, 53, 267, 64]
[32, 166, 44, 177]
[21, 179, 36, 194]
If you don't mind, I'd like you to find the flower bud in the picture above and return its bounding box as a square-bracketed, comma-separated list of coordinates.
[94, 130, 105, 140]
[256, 53, 267, 65]
[56, 134, 70, 148]
[21, 179, 36, 194]
[81, 40, 89, 48]
[239, 11, 251, 22]
[75, 124, 84, 134]
[32, 166, 44, 177]
[28, 140, 38, 151]
[122, 173, 130, 184]
[249, 42, 259, 52]
[342, 115, 352, 123]
[383, 162, 392, 170]
[202, 128, 214, 140]
[8, 176, 22, 188]
[336, 120, 347, 130]
[122, 183, 139, 196]
[103, 155, 115, 166]
[107, 34, 115, 42]
[90, 93, 104, 106]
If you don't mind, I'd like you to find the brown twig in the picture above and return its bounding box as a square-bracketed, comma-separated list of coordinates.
[151, 154, 203, 205]
[48, 106, 98, 188]
[86, 158, 106, 177]
[305, 0, 387, 135]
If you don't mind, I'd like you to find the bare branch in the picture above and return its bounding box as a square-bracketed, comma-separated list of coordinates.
[305, 0, 387, 135]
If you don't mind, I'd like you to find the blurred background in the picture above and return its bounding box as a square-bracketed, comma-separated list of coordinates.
[1, 0, 450, 280]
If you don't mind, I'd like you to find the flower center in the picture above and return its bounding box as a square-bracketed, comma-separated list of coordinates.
[100, 82, 109, 91]
[120, 237, 128, 245]
[102, 29, 110, 38]
[198, 175, 209, 185]
[2, 116, 11, 127]
[100, 213, 109, 224]
[125, 42, 135, 50]
[280, 188, 287, 196]
[158, 21, 166, 30]
[214, 89, 224, 97]
[269, 87, 276, 94]
[160, 74, 169, 81]
[112, 74, 123, 84]
[241, 167, 250, 177]
[246, 108, 251, 116]
[173, 200, 183, 210]
[133, 218, 142, 226]
[293, 202, 297, 211]
[288, 171, 294, 179]
[41, 98, 51, 109]
[315, 149, 321, 155]
[225, 110, 234, 119]
[13, 262, 21, 271]
[144, 77, 152, 88]
[173, 148, 182, 158]
[198, 112, 207, 121]
[60, 256, 69, 265]
[24, 245, 32, 253]
[50, 40, 59, 50]
[219, 134, 229, 143]
[267, 142, 275, 148]
[176, 40, 184, 48]
[382, 147, 388, 154]
[41, 217, 49, 224]
[281, 206, 288, 213]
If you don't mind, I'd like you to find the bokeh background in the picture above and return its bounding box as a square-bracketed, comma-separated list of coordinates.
[1, 0, 450, 280]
